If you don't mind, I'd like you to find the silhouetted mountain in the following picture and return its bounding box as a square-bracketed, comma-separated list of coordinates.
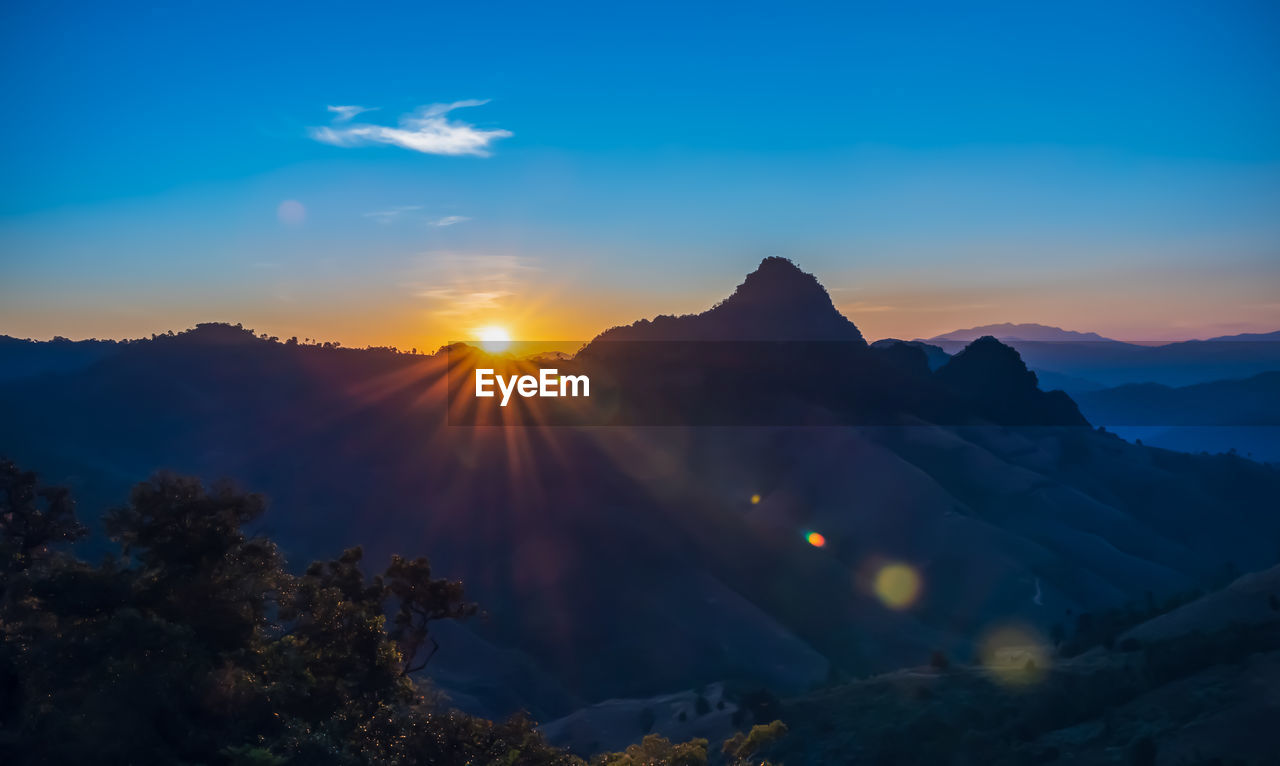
[1031, 369, 1106, 395]
[927, 323, 1116, 343]
[592, 257, 865, 343]
[928, 327, 1280, 388]
[159, 321, 264, 346]
[935, 336, 1087, 426]
[1204, 330, 1280, 342]
[1076, 372, 1280, 426]
[3, 263, 1280, 726]
[0, 334, 121, 381]
[572, 260, 1089, 427]
[870, 339, 950, 370]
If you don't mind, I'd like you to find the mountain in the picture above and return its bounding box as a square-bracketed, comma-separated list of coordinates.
[1205, 330, 1280, 342]
[1075, 371, 1280, 427]
[870, 339, 949, 370]
[1123, 563, 1280, 644]
[927, 323, 1116, 343]
[591, 257, 865, 343]
[934, 336, 1087, 427]
[1074, 372, 1280, 463]
[3, 260, 1280, 725]
[0, 335, 122, 381]
[926, 326, 1280, 389]
[575, 259, 1082, 427]
[542, 559, 1280, 762]
[769, 562, 1280, 766]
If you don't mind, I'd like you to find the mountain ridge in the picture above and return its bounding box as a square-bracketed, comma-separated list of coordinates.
[590, 257, 866, 343]
[2, 260, 1279, 722]
[925, 323, 1118, 344]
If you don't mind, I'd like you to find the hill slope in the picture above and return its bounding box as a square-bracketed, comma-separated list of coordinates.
[2, 261, 1279, 723]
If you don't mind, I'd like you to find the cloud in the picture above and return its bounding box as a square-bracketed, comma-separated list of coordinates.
[361, 208, 471, 227]
[327, 105, 377, 123]
[363, 205, 423, 224]
[310, 100, 512, 157]
[408, 253, 539, 317]
[428, 215, 471, 227]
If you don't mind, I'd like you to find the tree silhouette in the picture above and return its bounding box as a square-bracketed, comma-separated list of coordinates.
[0, 462, 781, 765]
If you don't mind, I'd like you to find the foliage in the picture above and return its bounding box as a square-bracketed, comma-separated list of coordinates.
[722, 720, 788, 765]
[592, 733, 708, 766]
[0, 457, 85, 579]
[0, 465, 565, 765]
[0, 462, 780, 766]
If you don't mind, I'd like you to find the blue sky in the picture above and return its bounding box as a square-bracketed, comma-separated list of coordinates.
[2, 0, 1278, 347]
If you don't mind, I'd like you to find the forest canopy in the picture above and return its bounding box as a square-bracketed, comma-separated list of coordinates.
[0, 458, 782, 766]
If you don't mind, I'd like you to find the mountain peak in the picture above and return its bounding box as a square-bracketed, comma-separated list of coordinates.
[176, 323, 264, 345]
[591, 258, 865, 343]
[716, 256, 841, 312]
[937, 336, 1088, 426]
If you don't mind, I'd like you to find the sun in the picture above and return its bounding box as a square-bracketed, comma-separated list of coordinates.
[476, 326, 512, 353]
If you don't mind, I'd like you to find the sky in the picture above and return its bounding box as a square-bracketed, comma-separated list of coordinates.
[1, 0, 1278, 350]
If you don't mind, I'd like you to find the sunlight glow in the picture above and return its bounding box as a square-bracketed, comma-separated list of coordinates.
[476, 326, 512, 353]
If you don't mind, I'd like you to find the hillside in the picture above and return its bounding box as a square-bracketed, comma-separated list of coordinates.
[1076, 372, 1280, 426]
[2, 260, 1279, 725]
[770, 563, 1280, 765]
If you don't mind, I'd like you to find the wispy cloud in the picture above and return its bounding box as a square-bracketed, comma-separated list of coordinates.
[310, 100, 512, 157]
[428, 215, 471, 227]
[363, 205, 423, 224]
[408, 253, 539, 317]
[362, 207, 472, 227]
[327, 105, 377, 123]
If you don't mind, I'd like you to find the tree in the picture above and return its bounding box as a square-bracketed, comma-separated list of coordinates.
[721, 721, 788, 766]
[384, 555, 477, 675]
[103, 473, 287, 653]
[593, 734, 708, 766]
[0, 458, 88, 738]
[0, 457, 85, 580]
[1, 463, 759, 766]
[1, 467, 496, 764]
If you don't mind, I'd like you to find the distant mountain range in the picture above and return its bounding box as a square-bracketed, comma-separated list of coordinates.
[2, 258, 1279, 724]
[927, 323, 1115, 343]
[916, 324, 1280, 390]
[924, 322, 1280, 346]
[1076, 372, 1280, 427]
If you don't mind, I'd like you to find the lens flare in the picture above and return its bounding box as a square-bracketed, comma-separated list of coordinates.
[805, 531, 826, 548]
[276, 199, 306, 225]
[873, 562, 922, 610]
[978, 624, 1051, 686]
[750, 493, 761, 505]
